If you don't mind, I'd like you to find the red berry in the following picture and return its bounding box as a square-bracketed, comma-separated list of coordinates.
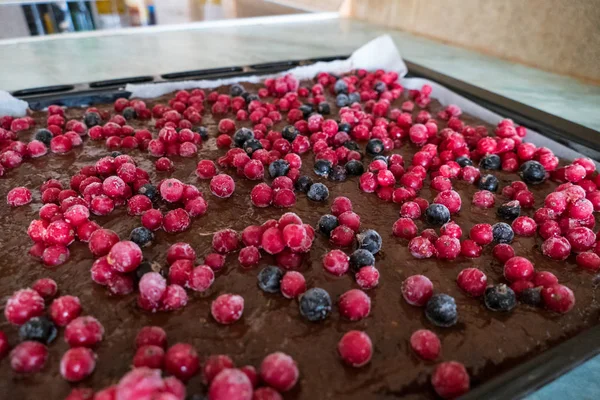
[205, 253, 226, 271]
[457, 268, 487, 297]
[542, 284, 575, 313]
[460, 239, 482, 258]
[250, 183, 273, 207]
[408, 236, 436, 259]
[469, 224, 493, 246]
[410, 329, 441, 360]
[135, 326, 167, 349]
[533, 271, 559, 288]
[331, 196, 352, 216]
[492, 244, 515, 263]
[440, 221, 462, 239]
[237, 246, 260, 268]
[566, 226, 596, 252]
[322, 249, 350, 276]
[472, 190, 495, 208]
[355, 266, 379, 290]
[115, 368, 163, 399]
[260, 352, 299, 392]
[32, 278, 58, 299]
[435, 235, 461, 260]
[64, 316, 104, 347]
[504, 256, 535, 282]
[163, 376, 186, 399]
[511, 216, 537, 236]
[102, 176, 127, 198]
[4, 288, 45, 325]
[401, 275, 433, 306]
[165, 343, 200, 381]
[188, 265, 214, 292]
[161, 284, 188, 311]
[209, 368, 253, 400]
[338, 289, 371, 321]
[196, 160, 217, 179]
[7, 186, 32, 207]
[42, 245, 70, 267]
[60, 347, 96, 382]
[210, 174, 235, 198]
[90, 195, 115, 216]
[10, 341, 48, 373]
[163, 208, 191, 233]
[392, 217, 418, 239]
[576, 252, 600, 270]
[138, 272, 167, 311]
[45, 219, 75, 246]
[431, 361, 470, 399]
[337, 330, 372, 367]
[541, 236, 571, 260]
[133, 345, 165, 369]
[280, 271, 306, 299]
[213, 229, 240, 254]
[261, 227, 285, 255]
[127, 195, 152, 216]
[240, 365, 258, 388]
[253, 387, 282, 400]
[330, 225, 354, 247]
[107, 241, 143, 273]
[211, 294, 244, 324]
[204, 354, 234, 383]
[434, 190, 461, 214]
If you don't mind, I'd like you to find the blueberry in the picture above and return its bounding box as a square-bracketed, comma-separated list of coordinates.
[497, 200, 521, 221]
[519, 287, 542, 307]
[83, 112, 101, 128]
[299, 104, 313, 118]
[317, 214, 338, 236]
[122, 107, 137, 120]
[314, 159, 333, 177]
[425, 294, 458, 327]
[246, 93, 259, 103]
[317, 102, 331, 115]
[307, 183, 329, 202]
[348, 92, 361, 105]
[478, 174, 499, 192]
[338, 123, 352, 134]
[343, 140, 360, 151]
[233, 127, 254, 148]
[257, 266, 283, 294]
[336, 94, 349, 108]
[455, 156, 473, 167]
[299, 288, 332, 322]
[357, 229, 382, 254]
[294, 175, 313, 193]
[268, 159, 290, 178]
[110, 151, 122, 157]
[492, 222, 514, 244]
[195, 126, 209, 141]
[282, 125, 298, 142]
[479, 154, 501, 170]
[366, 139, 384, 156]
[373, 155, 388, 165]
[19, 316, 57, 344]
[328, 165, 347, 182]
[241, 91, 251, 102]
[520, 160, 546, 184]
[349, 249, 375, 271]
[334, 79, 348, 94]
[135, 260, 165, 284]
[34, 129, 53, 146]
[130, 227, 154, 247]
[230, 83, 244, 97]
[345, 160, 364, 176]
[138, 183, 159, 202]
[374, 81, 386, 93]
[425, 203, 451, 226]
[484, 284, 516, 312]
[242, 138, 263, 155]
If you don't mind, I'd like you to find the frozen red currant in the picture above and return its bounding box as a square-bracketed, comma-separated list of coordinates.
[542, 284, 575, 313]
[401, 275, 433, 306]
[457, 268, 487, 297]
[211, 294, 244, 325]
[64, 316, 104, 348]
[210, 174, 235, 198]
[4, 288, 45, 325]
[60, 347, 96, 382]
[10, 341, 48, 373]
[541, 236, 572, 260]
[280, 271, 306, 299]
[431, 361, 470, 399]
[337, 330, 372, 367]
[322, 249, 350, 276]
[165, 343, 200, 381]
[338, 289, 371, 321]
[410, 329, 441, 361]
[504, 256, 535, 282]
[209, 368, 253, 400]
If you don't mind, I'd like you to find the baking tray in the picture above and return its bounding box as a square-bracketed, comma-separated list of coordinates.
[10, 57, 600, 398]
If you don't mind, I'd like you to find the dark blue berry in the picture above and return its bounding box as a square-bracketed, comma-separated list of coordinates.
[366, 139, 384, 156]
[520, 160, 546, 184]
[484, 284, 516, 312]
[336, 94, 349, 107]
[294, 175, 313, 193]
[110, 151, 122, 157]
[338, 123, 352, 134]
[130, 227, 154, 247]
[348, 92, 361, 105]
[83, 112, 101, 128]
[34, 129, 53, 146]
[497, 200, 521, 221]
[307, 183, 329, 202]
[241, 91, 252, 102]
[328, 165, 347, 182]
[455, 156, 473, 167]
[230, 84, 244, 97]
[233, 127, 254, 148]
[282, 125, 298, 142]
[299, 288, 332, 322]
[246, 93, 259, 103]
[135, 261, 165, 283]
[314, 159, 333, 177]
[479, 154, 501, 170]
[138, 183, 158, 202]
[268, 159, 290, 178]
[334, 79, 348, 94]
[318, 214, 338, 236]
[345, 160, 364, 175]
[519, 287, 542, 307]
[242, 138, 263, 155]
[492, 222, 514, 244]
[122, 107, 137, 120]
[19, 316, 57, 344]
[425, 203, 451, 226]
[357, 229, 382, 254]
[343, 140, 359, 151]
[349, 249, 375, 271]
[317, 102, 331, 115]
[257, 266, 283, 294]
[373, 81, 386, 93]
[299, 104, 313, 118]
[478, 174, 499, 192]
[425, 294, 458, 327]
[195, 126, 208, 141]
[372, 155, 388, 165]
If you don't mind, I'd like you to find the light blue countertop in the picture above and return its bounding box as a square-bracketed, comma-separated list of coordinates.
[1, 13, 599, 399]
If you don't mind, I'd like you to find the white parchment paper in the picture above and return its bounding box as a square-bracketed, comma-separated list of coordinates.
[0, 90, 29, 118]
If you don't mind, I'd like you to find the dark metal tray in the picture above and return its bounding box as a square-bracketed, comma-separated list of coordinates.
[10, 56, 600, 399]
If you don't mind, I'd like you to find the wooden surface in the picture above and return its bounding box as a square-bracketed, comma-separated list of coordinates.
[0, 13, 599, 398]
[344, 0, 600, 83]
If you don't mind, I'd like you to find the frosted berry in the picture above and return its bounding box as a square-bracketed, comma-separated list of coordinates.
[211, 294, 244, 325]
[410, 329, 441, 361]
[511, 216, 537, 236]
[189, 265, 215, 292]
[250, 183, 273, 207]
[533, 271, 559, 288]
[60, 347, 96, 382]
[541, 236, 571, 260]
[135, 326, 167, 349]
[7, 187, 32, 207]
[337, 330, 372, 367]
[484, 284, 516, 312]
[425, 294, 458, 327]
[401, 275, 433, 306]
[259, 352, 299, 392]
[213, 229, 239, 254]
[431, 361, 470, 399]
[440, 221, 462, 239]
[10, 341, 48, 373]
[209, 368, 253, 400]
[163, 208, 191, 233]
[322, 249, 350, 276]
[457, 268, 487, 297]
[469, 224, 493, 246]
[138, 272, 167, 310]
[161, 284, 188, 311]
[210, 174, 235, 198]
[408, 236, 436, 259]
[280, 271, 306, 299]
[355, 266, 379, 290]
[107, 241, 143, 273]
[257, 266, 283, 293]
[50, 295, 82, 327]
[576, 252, 600, 271]
[472, 190, 495, 208]
[435, 235, 461, 260]
[165, 343, 200, 381]
[64, 316, 104, 347]
[89, 228, 120, 257]
[32, 278, 58, 299]
[5, 289, 45, 325]
[133, 345, 165, 369]
[338, 289, 371, 321]
[542, 284, 575, 313]
[299, 288, 331, 322]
